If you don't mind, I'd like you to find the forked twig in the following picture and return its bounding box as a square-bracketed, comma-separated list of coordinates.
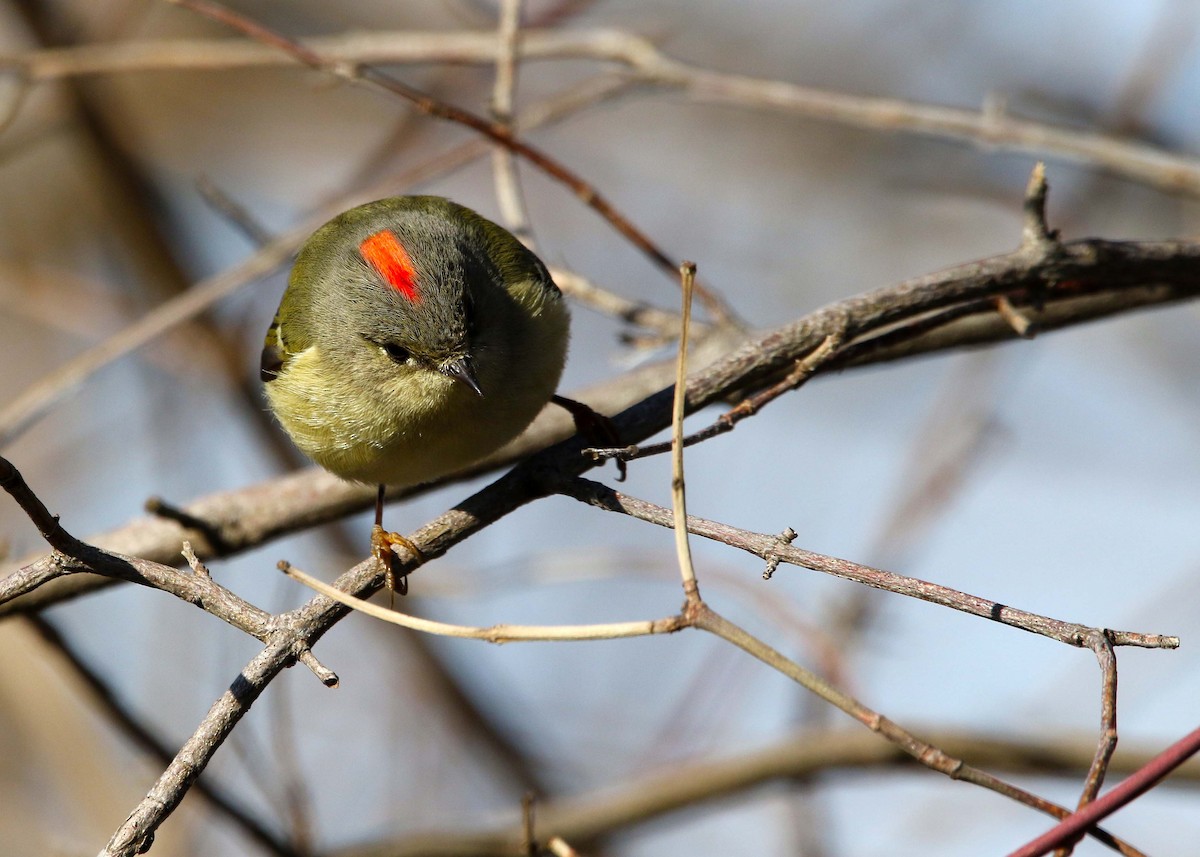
[1008, 723, 1200, 857]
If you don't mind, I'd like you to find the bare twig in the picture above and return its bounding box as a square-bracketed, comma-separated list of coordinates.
[689, 604, 1139, 854]
[279, 561, 685, 642]
[490, 0, 532, 245]
[995, 294, 1036, 337]
[1022, 162, 1058, 249]
[588, 319, 845, 463]
[1055, 632, 1120, 857]
[195, 174, 273, 247]
[558, 478, 1178, 651]
[0, 455, 339, 686]
[11, 28, 1200, 196]
[546, 836, 582, 857]
[672, 262, 700, 601]
[276, 493, 1149, 857]
[549, 267, 685, 340]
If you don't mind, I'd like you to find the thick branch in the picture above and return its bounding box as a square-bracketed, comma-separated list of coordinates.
[5, 235, 1199, 617]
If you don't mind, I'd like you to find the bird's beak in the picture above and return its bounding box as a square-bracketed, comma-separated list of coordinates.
[442, 356, 483, 396]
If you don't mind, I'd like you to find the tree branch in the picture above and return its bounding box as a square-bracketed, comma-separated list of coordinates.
[9, 28, 1200, 196]
[5, 229, 1199, 618]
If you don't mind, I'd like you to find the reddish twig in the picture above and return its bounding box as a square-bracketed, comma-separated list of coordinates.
[1008, 724, 1200, 857]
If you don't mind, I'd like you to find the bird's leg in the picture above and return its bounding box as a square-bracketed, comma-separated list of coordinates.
[552, 395, 626, 481]
[370, 484, 424, 601]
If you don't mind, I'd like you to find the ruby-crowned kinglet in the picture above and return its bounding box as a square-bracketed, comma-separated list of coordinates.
[261, 196, 569, 580]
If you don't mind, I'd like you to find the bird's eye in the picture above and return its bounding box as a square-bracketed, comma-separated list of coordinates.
[381, 342, 410, 363]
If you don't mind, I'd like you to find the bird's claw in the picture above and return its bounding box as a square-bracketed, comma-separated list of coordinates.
[371, 524, 424, 599]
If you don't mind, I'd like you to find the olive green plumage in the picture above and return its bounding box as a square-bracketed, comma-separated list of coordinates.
[262, 196, 569, 487]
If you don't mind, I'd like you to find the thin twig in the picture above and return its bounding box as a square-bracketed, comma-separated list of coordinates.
[0, 455, 339, 685]
[672, 262, 699, 601]
[491, 0, 532, 245]
[12, 28, 1200, 196]
[1022, 162, 1058, 249]
[588, 320, 845, 463]
[549, 267, 685, 340]
[558, 478, 1178, 651]
[280, 561, 685, 642]
[195, 174, 273, 247]
[546, 836, 582, 857]
[687, 604, 1139, 854]
[1055, 632, 1120, 857]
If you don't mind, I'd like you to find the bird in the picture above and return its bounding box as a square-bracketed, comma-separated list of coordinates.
[261, 195, 570, 593]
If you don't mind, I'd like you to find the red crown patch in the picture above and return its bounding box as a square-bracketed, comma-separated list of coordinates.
[359, 229, 420, 302]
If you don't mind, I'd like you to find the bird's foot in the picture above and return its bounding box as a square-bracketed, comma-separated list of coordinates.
[552, 394, 626, 481]
[371, 525, 425, 601]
